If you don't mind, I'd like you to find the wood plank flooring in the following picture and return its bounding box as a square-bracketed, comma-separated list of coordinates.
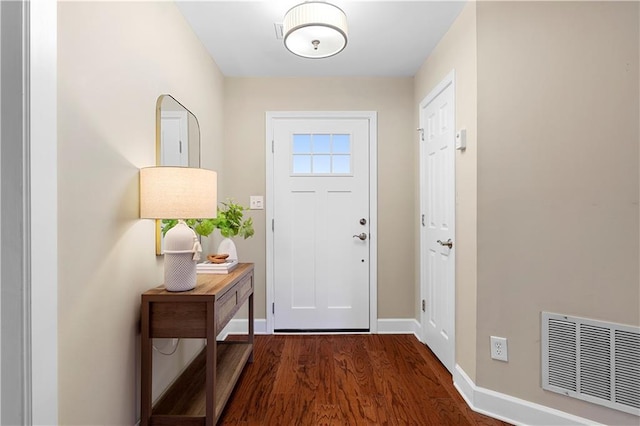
[219, 334, 510, 425]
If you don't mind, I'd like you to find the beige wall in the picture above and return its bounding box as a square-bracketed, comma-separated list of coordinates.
[476, 2, 639, 424]
[223, 77, 415, 320]
[55, 1, 640, 424]
[414, 2, 478, 380]
[57, 2, 224, 424]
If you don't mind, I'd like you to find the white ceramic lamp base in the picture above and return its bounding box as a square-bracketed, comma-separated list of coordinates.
[164, 252, 197, 292]
[163, 220, 202, 292]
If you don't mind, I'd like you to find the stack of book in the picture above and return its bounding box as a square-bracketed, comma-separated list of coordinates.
[196, 259, 238, 274]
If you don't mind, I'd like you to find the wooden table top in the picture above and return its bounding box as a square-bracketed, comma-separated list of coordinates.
[142, 263, 254, 299]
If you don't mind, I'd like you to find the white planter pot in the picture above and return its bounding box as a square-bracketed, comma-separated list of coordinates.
[216, 237, 238, 261]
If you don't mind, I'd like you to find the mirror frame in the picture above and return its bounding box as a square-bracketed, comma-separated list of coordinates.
[155, 94, 201, 255]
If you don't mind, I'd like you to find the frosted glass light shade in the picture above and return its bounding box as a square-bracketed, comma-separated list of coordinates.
[140, 166, 217, 219]
[283, 1, 348, 59]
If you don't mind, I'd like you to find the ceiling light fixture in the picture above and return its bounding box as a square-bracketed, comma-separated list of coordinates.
[283, 1, 348, 59]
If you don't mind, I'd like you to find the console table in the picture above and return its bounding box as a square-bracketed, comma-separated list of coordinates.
[140, 263, 254, 426]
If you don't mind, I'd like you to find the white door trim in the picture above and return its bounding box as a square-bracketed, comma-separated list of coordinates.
[421, 70, 456, 112]
[266, 111, 378, 334]
[1, 0, 58, 423]
[419, 69, 456, 371]
[30, 0, 59, 423]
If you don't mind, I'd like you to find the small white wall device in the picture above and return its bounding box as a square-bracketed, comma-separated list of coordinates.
[250, 195, 264, 210]
[456, 129, 467, 151]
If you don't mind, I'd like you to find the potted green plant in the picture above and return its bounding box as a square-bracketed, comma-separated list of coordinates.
[162, 199, 254, 260]
[209, 200, 254, 239]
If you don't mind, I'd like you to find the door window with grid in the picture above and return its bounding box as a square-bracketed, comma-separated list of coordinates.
[291, 133, 352, 175]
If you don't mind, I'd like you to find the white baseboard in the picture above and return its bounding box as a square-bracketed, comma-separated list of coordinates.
[376, 318, 421, 338]
[219, 318, 421, 339]
[217, 318, 268, 340]
[453, 365, 603, 426]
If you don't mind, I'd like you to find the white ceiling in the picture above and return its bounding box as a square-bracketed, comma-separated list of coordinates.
[176, 1, 466, 77]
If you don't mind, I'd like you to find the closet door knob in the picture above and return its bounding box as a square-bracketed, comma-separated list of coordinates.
[437, 239, 453, 249]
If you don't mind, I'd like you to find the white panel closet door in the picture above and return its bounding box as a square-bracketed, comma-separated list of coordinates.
[420, 76, 456, 373]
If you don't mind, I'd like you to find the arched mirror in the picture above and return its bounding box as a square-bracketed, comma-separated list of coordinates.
[155, 94, 201, 254]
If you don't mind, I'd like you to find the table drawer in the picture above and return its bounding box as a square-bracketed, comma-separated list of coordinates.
[216, 290, 237, 332]
[150, 302, 206, 338]
[236, 274, 253, 304]
[215, 273, 253, 332]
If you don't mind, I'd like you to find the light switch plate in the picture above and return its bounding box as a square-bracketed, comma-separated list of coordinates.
[250, 195, 264, 210]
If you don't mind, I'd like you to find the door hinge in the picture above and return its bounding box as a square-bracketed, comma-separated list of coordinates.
[272, 219, 274, 231]
[422, 299, 426, 312]
[179, 140, 183, 153]
[421, 214, 425, 227]
[272, 140, 274, 153]
[272, 303, 275, 314]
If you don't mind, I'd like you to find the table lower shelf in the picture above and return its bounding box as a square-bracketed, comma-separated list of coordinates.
[151, 341, 253, 425]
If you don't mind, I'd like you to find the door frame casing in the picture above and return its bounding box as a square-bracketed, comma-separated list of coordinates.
[1, 0, 58, 423]
[419, 70, 456, 371]
[265, 111, 378, 334]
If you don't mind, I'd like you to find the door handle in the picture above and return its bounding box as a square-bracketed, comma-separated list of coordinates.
[437, 239, 453, 249]
[353, 233, 367, 241]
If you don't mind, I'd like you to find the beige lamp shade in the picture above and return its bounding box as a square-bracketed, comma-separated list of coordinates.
[140, 166, 217, 219]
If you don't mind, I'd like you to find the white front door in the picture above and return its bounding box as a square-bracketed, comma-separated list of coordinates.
[270, 114, 374, 331]
[419, 72, 456, 373]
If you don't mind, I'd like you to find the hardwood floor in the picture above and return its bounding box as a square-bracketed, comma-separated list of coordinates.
[219, 334, 510, 425]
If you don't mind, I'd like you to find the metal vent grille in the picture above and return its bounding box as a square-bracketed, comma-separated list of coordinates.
[542, 312, 640, 416]
[615, 330, 640, 409]
[547, 319, 577, 391]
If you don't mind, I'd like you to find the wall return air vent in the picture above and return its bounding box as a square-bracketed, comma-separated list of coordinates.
[542, 312, 640, 416]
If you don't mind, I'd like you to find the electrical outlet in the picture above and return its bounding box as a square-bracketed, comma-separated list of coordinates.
[490, 336, 508, 362]
[249, 195, 264, 210]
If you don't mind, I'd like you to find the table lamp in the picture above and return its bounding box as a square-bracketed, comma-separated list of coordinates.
[140, 166, 217, 291]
